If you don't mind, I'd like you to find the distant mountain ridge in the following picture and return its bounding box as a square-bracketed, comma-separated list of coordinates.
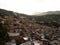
[33, 11, 60, 16]
[32, 11, 60, 22]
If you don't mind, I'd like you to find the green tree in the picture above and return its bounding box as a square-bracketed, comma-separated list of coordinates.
[0, 23, 9, 45]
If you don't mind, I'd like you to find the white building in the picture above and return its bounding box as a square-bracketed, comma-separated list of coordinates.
[8, 32, 19, 36]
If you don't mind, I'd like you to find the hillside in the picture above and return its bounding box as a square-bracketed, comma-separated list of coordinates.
[0, 9, 60, 45]
[31, 11, 60, 27]
[0, 9, 60, 22]
[0, 9, 60, 27]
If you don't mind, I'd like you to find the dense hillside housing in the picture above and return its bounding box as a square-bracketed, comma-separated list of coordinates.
[0, 9, 60, 45]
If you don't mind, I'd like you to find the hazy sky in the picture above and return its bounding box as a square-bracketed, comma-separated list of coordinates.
[0, 0, 60, 15]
